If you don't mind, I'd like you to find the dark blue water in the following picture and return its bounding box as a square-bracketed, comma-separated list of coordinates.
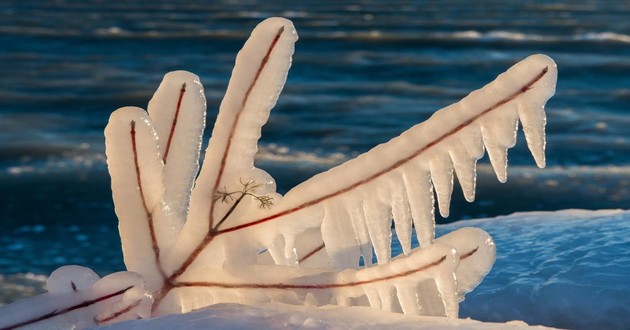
[1, 0, 629, 307]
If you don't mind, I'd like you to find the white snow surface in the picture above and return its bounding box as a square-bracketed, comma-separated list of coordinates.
[95, 303, 555, 330]
[449, 209, 629, 330]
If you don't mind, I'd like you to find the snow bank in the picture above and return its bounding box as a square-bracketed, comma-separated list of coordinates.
[444, 209, 630, 329]
[96, 303, 555, 330]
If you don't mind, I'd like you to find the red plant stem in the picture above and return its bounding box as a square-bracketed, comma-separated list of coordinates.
[165, 26, 286, 284]
[209, 25, 285, 230]
[172, 247, 477, 291]
[162, 83, 187, 164]
[0, 287, 133, 330]
[94, 298, 143, 324]
[460, 246, 479, 260]
[175, 255, 447, 290]
[131, 121, 164, 278]
[299, 243, 325, 263]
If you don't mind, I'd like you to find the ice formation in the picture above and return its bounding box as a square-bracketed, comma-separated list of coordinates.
[0, 17, 557, 329]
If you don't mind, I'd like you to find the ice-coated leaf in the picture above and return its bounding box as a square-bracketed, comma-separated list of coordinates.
[249, 54, 556, 268]
[0, 267, 152, 330]
[47, 265, 100, 293]
[164, 17, 298, 274]
[105, 107, 171, 291]
[435, 227, 496, 298]
[155, 242, 460, 317]
[147, 70, 206, 228]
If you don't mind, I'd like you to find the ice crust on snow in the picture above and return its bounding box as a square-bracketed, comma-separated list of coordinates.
[0, 17, 558, 329]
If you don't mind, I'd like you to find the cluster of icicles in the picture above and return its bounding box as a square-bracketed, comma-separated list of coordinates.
[0, 17, 556, 329]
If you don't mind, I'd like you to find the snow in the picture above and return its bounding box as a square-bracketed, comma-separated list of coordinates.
[96, 303, 556, 330]
[450, 210, 630, 329]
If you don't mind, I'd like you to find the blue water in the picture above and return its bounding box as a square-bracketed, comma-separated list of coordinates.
[0, 1, 629, 327]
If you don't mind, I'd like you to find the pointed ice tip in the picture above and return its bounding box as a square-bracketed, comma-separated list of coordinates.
[530, 141, 546, 168]
[496, 171, 507, 184]
[463, 190, 475, 203]
[535, 155, 546, 168]
[439, 206, 450, 218]
[258, 17, 297, 39]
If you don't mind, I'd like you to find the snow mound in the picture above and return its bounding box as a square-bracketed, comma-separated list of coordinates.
[96, 303, 556, 330]
[445, 209, 630, 330]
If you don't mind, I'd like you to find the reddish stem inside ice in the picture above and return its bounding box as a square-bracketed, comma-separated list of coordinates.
[131, 121, 166, 279]
[162, 83, 187, 164]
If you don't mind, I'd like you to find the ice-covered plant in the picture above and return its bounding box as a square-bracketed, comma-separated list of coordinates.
[0, 17, 556, 329]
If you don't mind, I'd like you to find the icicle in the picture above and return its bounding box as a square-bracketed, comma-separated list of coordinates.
[516, 54, 557, 168]
[401, 167, 435, 248]
[363, 198, 393, 265]
[391, 185, 412, 255]
[428, 153, 454, 217]
[321, 201, 359, 269]
[304, 292, 318, 306]
[396, 283, 421, 315]
[450, 148, 478, 203]
[459, 122, 486, 160]
[415, 279, 445, 316]
[480, 104, 519, 183]
[363, 288, 382, 310]
[431, 248, 459, 318]
[348, 200, 374, 267]
[283, 234, 298, 267]
[377, 285, 402, 313]
[266, 234, 287, 265]
[518, 99, 547, 168]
